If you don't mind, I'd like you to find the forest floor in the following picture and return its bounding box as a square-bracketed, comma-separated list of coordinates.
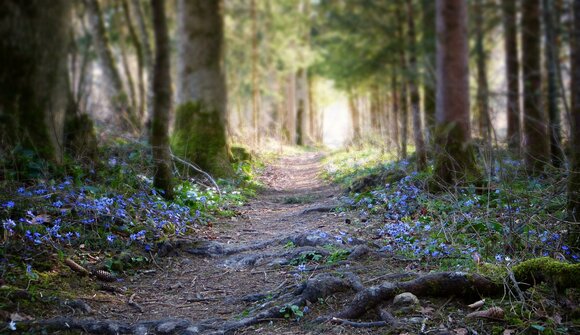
[5, 151, 579, 334]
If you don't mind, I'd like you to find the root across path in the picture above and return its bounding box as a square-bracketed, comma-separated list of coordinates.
[12, 153, 577, 335]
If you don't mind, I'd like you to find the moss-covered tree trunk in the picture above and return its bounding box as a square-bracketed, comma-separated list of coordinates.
[433, 0, 480, 186]
[522, 0, 549, 174]
[502, 0, 521, 152]
[151, 0, 174, 199]
[568, 0, 580, 249]
[174, 0, 233, 178]
[0, 0, 71, 163]
[407, 0, 427, 171]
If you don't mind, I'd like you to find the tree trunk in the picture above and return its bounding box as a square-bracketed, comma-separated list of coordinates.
[131, 0, 154, 126]
[251, 0, 260, 146]
[348, 93, 361, 144]
[174, 0, 233, 178]
[474, 0, 491, 141]
[84, 0, 137, 132]
[502, 0, 521, 151]
[407, 0, 427, 171]
[543, 0, 565, 168]
[568, 0, 580, 248]
[0, 0, 71, 163]
[397, 9, 409, 160]
[122, 0, 146, 125]
[433, 0, 480, 186]
[422, 0, 437, 143]
[522, 0, 549, 174]
[391, 72, 401, 157]
[283, 73, 297, 144]
[296, 68, 309, 146]
[151, 0, 174, 199]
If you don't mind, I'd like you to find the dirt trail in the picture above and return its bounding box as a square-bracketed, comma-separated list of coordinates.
[91, 152, 352, 334]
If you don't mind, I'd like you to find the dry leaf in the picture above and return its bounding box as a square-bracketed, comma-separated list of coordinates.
[503, 330, 516, 335]
[453, 328, 468, 335]
[420, 306, 435, 315]
[10, 313, 33, 321]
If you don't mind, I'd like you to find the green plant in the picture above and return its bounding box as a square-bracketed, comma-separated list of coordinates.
[279, 304, 303, 320]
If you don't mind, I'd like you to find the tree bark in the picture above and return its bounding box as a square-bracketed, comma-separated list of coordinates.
[348, 93, 361, 144]
[502, 0, 521, 151]
[131, 0, 154, 126]
[151, 0, 174, 199]
[174, 0, 233, 178]
[0, 0, 71, 163]
[397, 9, 409, 160]
[122, 0, 146, 125]
[84, 0, 137, 132]
[421, 0, 437, 143]
[522, 0, 549, 174]
[543, 0, 565, 168]
[391, 72, 401, 157]
[568, 0, 580, 248]
[474, 0, 491, 141]
[433, 0, 480, 186]
[251, 0, 260, 146]
[407, 0, 427, 171]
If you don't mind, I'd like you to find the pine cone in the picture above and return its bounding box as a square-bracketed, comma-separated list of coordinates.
[64, 258, 90, 276]
[92, 270, 117, 282]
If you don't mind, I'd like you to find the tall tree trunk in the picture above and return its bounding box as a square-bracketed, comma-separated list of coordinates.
[0, 0, 71, 163]
[122, 0, 146, 125]
[296, 68, 309, 146]
[422, 0, 437, 143]
[251, 0, 260, 146]
[348, 93, 361, 144]
[543, 0, 565, 167]
[151, 0, 174, 199]
[433, 0, 480, 186]
[522, 0, 549, 174]
[84, 0, 137, 131]
[568, 0, 580, 248]
[502, 0, 521, 151]
[397, 8, 409, 160]
[391, 72, 401, 157]
[174, 0, 233, 178]
[131, 0, 154, 126]
[474, 0, 491, 141]
[407, 0, 427, 171]
[283, 73, 297, 144]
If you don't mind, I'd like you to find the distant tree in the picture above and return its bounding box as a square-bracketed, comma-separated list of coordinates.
[474, 0, 491, 141]
[84, 0, 137, 132]
[122, 0, 146, 123]
[396, 7, 409, 160]
[421, 0, 437, 142]
[173, 0, 233, 178]
[543, 0, 565, 167]
[522, 0, 549, 174]
[502, 0, 521, 151]
[150, 0, 173, 199]
[432, 0, 479, 186]
[406, 0, 427, 171]
[568, 0, 580, 248]
[0, 1, 71, 163]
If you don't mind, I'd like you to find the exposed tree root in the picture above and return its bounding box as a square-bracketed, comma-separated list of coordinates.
[319, 272, 501, 321]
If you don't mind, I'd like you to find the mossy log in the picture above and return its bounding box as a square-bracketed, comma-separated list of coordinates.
[512, 257, 580, 289]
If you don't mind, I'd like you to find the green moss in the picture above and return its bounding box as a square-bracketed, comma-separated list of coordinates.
[513, 257, 580, 289]
[171, 101, 233, 178]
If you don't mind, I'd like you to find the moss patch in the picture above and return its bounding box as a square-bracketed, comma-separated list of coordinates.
[171, 101, 233, 178]
[513, 257, 580, 289]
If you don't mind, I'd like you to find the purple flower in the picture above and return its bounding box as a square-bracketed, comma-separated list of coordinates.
[3, 201, 15, 209]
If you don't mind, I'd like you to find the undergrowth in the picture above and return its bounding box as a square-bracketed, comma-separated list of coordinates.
[0, 138, 261, 314]
[322, 146, 579, 333]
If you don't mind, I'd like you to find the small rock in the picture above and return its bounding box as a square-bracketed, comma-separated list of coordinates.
[392, 292, 420, 314]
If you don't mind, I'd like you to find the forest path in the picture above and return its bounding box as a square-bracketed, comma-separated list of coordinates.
[92, 152, 360, 334]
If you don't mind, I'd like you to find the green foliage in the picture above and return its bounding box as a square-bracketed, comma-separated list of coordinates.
[279, 304, 304, 320]
[289, 251, 323, 266]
